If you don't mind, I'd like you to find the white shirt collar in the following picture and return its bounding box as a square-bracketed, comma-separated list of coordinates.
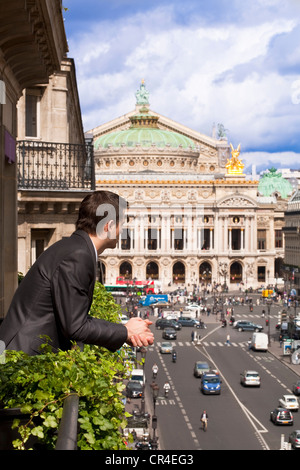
[91, 239, 98, 262]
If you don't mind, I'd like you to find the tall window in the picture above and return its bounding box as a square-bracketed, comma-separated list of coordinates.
[257, 230, 266, 250]
[25, 93, 38, 137]
[275, 229, 283, 248]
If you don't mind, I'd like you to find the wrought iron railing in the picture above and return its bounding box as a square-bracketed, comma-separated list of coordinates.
[17, 140, 95, 191]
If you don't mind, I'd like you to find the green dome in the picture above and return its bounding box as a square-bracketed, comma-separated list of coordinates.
[258, 167, 293, 199]
[94, 101, 196, 151]
[94, 127, 195, 150]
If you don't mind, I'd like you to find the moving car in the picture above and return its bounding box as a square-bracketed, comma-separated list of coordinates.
[279, 395, 299, 411]
[201, 373, 221, 395]
[162, 328, 177, 340]
[160, 342, 173, 354]
[233, 321, 263, 332]
[289, 430, 300, 449]
[194, 361, 211, 378]
[178, 317, 200, 327]
[292, 380, 300, 396]
[270, 408, 294, 425]
[240, 370, 261, 387]
[126, 380, 144, 398]
[155, 318, 182, 330]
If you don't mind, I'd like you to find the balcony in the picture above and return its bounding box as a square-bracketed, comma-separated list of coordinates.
[17, 140, 95, 191]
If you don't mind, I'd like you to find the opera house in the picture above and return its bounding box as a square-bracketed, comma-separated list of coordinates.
[89, 81, 292, 291]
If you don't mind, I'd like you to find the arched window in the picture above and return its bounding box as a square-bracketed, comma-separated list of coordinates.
[230, 262, 243, 284]
[120, 261, 132, 279]
[173, 262, 185, 284]
[199, 262, 212, 284]
[146, 262, 159, 280]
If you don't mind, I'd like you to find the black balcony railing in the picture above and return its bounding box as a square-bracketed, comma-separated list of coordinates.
[17, 140, 95, 191]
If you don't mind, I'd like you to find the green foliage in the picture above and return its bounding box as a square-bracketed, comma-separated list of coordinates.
[0, 283, 132, 450]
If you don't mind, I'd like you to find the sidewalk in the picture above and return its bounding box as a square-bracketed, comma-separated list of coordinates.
[268, 339, 300, 377]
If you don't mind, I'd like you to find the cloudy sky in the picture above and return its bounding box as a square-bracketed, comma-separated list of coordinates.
[63, 0, 300, 172]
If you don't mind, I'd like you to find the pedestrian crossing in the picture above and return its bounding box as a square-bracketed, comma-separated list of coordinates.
[155, 340, 248, 349]
[234, 314, 277, 320]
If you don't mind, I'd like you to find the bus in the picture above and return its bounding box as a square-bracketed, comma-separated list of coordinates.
[115, 276, 156, 294]
[104, 283, 153, 296]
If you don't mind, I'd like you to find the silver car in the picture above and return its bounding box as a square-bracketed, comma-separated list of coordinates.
[289, 430, 300, 449]
[160, 342, 173, 354]
[194, 361, 210, 378]
[240, 370, 261, 387]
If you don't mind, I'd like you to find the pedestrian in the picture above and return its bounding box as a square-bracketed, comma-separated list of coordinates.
[226, 334, 231, 346]
[248, 338, 252, 350]
[0, 190, 154, 355]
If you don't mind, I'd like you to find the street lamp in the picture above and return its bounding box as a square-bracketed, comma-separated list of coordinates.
[266, 298, 272, 344]
[140, 347, 146, 413]
[150, 382, 159, 450]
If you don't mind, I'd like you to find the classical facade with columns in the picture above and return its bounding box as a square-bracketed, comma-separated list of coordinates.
[89, 82, 289, 291]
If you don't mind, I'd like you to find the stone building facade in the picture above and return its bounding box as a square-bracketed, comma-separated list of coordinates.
[90, 82, 290, 291]
[16, 57, 94, 275]
[283, 189, 300, 296]
[0, 0, 68, 318]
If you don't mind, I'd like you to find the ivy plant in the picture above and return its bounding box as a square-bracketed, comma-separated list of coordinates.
[0, 283, 133, 450]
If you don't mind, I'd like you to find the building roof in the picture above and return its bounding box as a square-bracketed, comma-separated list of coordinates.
[258, 167, 293, 199]
[94, 100, 196, 150]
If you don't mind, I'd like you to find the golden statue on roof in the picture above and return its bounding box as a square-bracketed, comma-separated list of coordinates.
[226, 143, 245, 175]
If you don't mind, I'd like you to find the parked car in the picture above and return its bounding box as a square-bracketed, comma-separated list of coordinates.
[289, 430, 300, 449]
[120, 314, 129, 325]
[130, 368, 145, 387]
[186, 303, 200, 311]
[200, 373, 221, 395]
[194, 361, 211, 378]
[178, 317, 200, 328]
[270, 408, 294, 425]
[162, 328, 177, 340]
[240, 370, 261, 387]
[279, 395, 299, 411]
[155, 318, 182, 330]
[233, 321, 263, 332]
[160, 342, 173, 354]
[126, 380, 144, 398]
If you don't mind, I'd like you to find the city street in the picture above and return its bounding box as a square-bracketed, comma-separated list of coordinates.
[128, 298, 300, 451]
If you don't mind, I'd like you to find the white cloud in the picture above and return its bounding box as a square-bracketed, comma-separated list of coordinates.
[242, 151, 300, 171]
[67, 2, 300, 167]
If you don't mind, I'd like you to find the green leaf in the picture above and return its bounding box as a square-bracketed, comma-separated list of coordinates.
[43, 415, 58, 428]
[31, 426, 44, 439]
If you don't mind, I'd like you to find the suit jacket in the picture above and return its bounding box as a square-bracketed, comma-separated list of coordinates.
[0, 230, 127, 355]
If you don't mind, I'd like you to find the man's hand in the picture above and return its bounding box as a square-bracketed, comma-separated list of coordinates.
[125, 318, 154, 348]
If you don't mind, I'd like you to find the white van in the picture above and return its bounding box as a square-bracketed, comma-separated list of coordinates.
[130, 369, 145, 387]
[251, 332, 268, 352]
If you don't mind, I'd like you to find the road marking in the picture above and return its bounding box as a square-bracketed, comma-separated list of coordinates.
[195, 343, 270, 450]
[192, 324, 270, 450]
[156, 344, 201, 449]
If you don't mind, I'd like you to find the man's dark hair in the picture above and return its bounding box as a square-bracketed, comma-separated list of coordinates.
[76, 190, 128, 235]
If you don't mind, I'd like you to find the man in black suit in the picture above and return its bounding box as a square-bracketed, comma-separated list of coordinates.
[0, 191, 154, 355]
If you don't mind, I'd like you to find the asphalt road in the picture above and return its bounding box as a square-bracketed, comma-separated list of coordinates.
[139, 303, 300, 451]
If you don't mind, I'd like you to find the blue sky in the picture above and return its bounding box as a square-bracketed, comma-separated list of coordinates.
[63, 0, 300, 172]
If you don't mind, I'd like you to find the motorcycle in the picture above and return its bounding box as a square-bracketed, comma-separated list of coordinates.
[172, 352, 177, 363]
